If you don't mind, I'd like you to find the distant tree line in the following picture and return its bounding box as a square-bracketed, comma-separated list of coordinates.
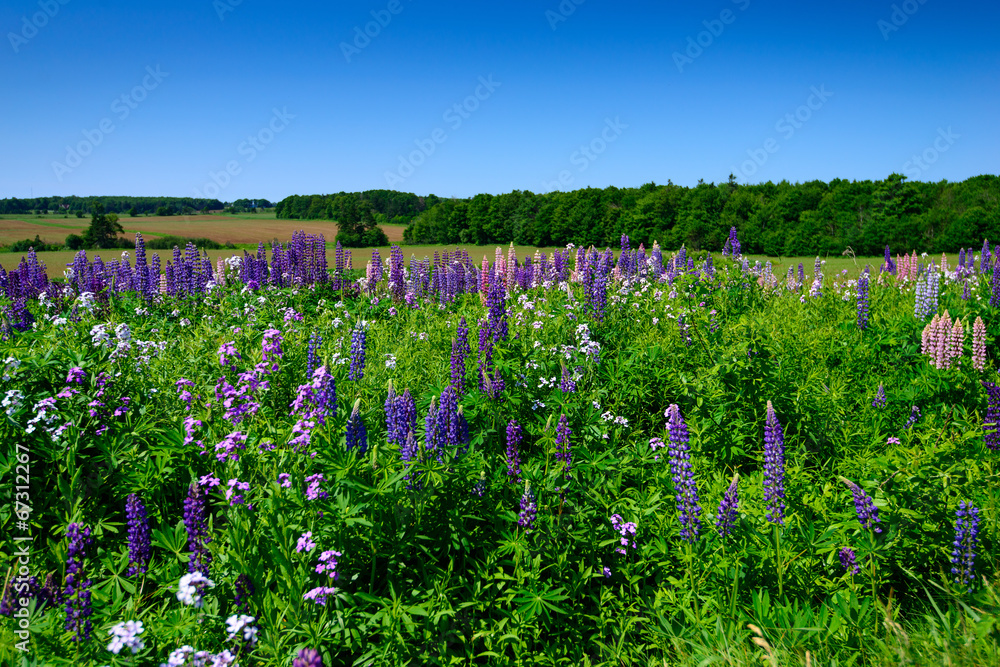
[275, 190, 439, 226]
[276, 175, 1000, 255]
[0, 196, 247, 217]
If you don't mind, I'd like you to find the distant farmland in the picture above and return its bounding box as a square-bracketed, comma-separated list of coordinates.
[0, 212, 405, 248]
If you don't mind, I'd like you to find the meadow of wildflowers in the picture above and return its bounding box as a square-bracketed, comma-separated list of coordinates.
[0, 231, 998, 665]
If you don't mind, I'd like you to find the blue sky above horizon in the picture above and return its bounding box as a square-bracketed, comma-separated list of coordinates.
[2, 0, 997, 202]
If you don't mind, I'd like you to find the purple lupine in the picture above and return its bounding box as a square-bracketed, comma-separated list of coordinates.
[560, 364, 576, 393]
[981, 239, 991, 274]
[385, 385, 417, 449]
[872, 384, 886, 408]
[518, 488, 537, 533]
[554, 414, 573, 489]
[294, 648, 324, 667]
[610, 514, 638, 555]
[983, 381, 1000, 451]
[234, 574, 254, 615]
[857, 271, 870, 331]
[505, 419, 523, 482]
[715, 474, 739, 539]
[904, 405, 921, 429]
[840, 477, 882, 533]
[345, 400, 368, 454]
[762, 400, 786, 526]
[450, 317, 471, 397]
[261, 328, 284, 374]
[348, 323, 366, 381]
[666, 404, 702, 543]
[487, 278, 508, 343]
[306, 332, 323, 381]
[477, 319, 495, 393]
[839, 547, 860, 575]
[951, 501, 981, 592]
[125, 494, 152, 576]
[63, 523, 93, 642]
[183, 482, 212, 575]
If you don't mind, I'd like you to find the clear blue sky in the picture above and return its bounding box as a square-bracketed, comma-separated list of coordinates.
[2, 0, 997, 201]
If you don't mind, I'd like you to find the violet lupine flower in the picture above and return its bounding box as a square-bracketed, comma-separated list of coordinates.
[345, 400, 368, 454]
[305, 331, 323, 380]
[982, 381, 1000, 451]
[666, 404, 702, 543]
[385, 385, 417, 449]
[904, 405, 921, 429]
[214, 431, 248, 462]
[315, 550, 342, 581]
[554, 414, 573, 487]
[233, 574, 254, 615]
[715, 474, 739, 539]
[872, 384, 886, 408]
[450, 317, 471, 397]
[125, 494, 152, 576]
[839, 547, 860, 575]
[176, 378, 196, 411]
[218, 341, 241, 368]
[183, 482, 212, 575]
[505, 419, 523, 482]
[63, 523, 93, 642]
[348, 323, 366, 381]
[487, 279, 508, 343]
[762, 400, 786, 526]
[261, 329, 284, 374]
[857, 271, 870, 331]
[305, 473, 328, 501]
[992, 258, 1000, 309]
[296, 532, 317, 553]
[839, 477, 882, 533]
[518, 488, 537, 533]
[560, 364, 576, 393]
[610, 514, 638, 555]
[293, 648, 324, 667]
[951, 501, 981, 592]
[225, 479, 250, 507]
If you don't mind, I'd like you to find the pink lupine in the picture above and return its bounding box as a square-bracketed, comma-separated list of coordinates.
[921, 314, 938, 356]
[948, 318, 965, 368]
[933, 312, 952, 369]
[973, 316, 986, 371]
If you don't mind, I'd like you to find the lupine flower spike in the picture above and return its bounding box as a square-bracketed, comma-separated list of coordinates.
[762, 401, 786, 525]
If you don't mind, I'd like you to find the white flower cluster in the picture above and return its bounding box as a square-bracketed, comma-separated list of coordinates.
[225, 613, 259, 646]
[107, 619, 145, 655]
[160, 646, 237, 667]
[176, 572, 215, 608]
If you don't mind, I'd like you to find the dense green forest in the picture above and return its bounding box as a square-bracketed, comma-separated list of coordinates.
[275, 190, 440, 226]
[277, 175, 1000, 255]
[0, 196, 236, 216]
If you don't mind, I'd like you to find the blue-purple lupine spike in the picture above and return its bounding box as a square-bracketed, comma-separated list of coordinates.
[505, 419, 523, 482]
[857, 271, 870, 330]
[982, 381, 1000, 451]
[126, 494, 152, 576]
[451, 317, 470, 397]
[872, 383, 887, 408]
[346, 401, 368, 454]
[715, 474, 739, 539]
[63, 523, 93, 642]
[666, 404, 702, 543]
[183, 482, 212, 575]
[763, 400, 786, 526]
[840, 477, 882, 533]
[839, 547, 860, 575]
[951, 501, 981, 592]
[349, 323, 366, 381]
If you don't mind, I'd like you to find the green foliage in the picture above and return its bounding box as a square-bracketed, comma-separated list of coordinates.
[82, 203, 125, 249]
[0, 251, 998, 665]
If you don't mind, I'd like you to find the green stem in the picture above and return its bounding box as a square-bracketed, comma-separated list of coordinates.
[774, 524, 783, 598]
